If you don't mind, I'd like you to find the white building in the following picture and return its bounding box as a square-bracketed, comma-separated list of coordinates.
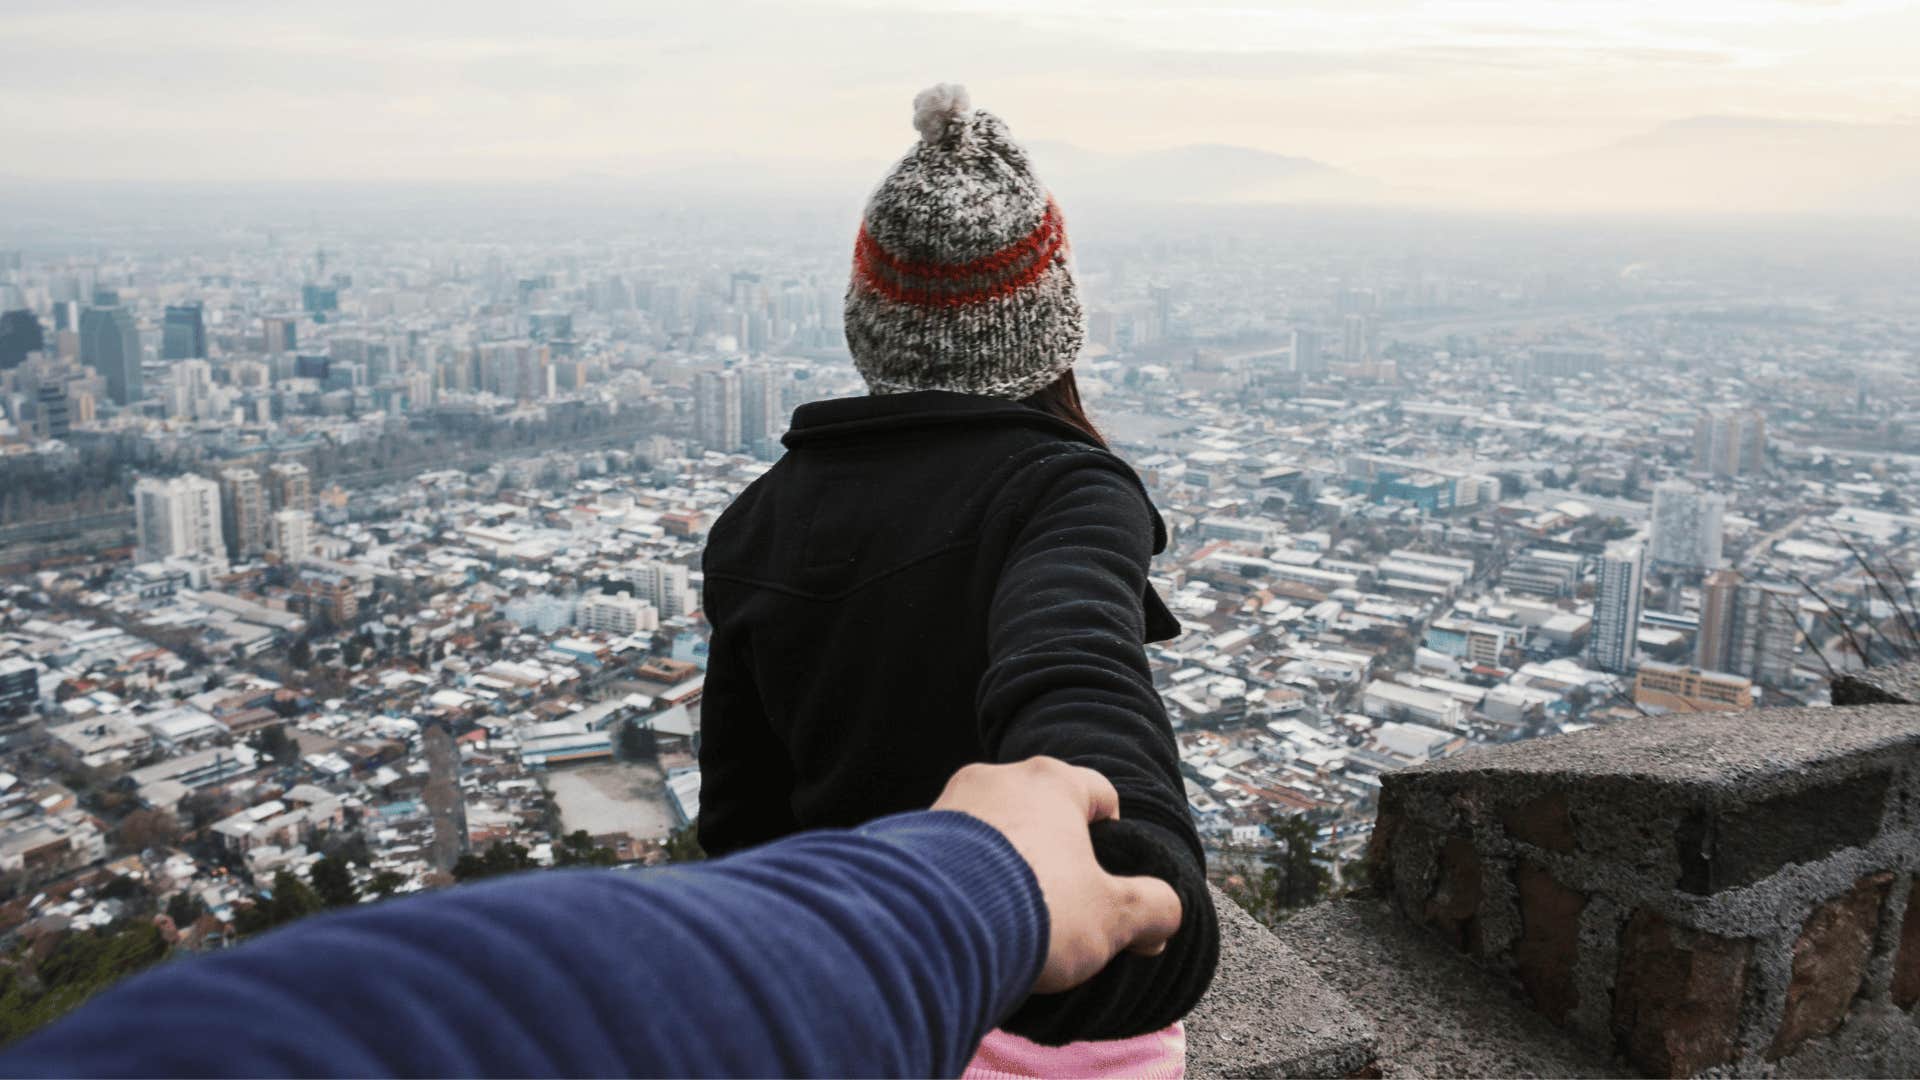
[577, 591, 659, 635]
[695, 370, 743, 453]
[272, 508, 313, 562]
[134, 474, 225, 564]
[1589, 541, 1647, 674]
[1361, 679, 1467, 730]
[632, 560, 697, 619]
[1650, 481, 1725, 571]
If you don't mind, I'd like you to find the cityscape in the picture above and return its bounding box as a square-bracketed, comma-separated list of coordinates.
[3, 194, 1917, 975]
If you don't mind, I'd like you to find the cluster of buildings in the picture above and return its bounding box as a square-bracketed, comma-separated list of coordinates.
[0, 206, 1915, 939]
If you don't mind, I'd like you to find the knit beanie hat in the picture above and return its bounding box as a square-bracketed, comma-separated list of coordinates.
[845, 84, 1084, 400]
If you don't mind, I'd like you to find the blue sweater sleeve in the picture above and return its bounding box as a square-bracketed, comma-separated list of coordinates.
[0, 811, 1047, 1079]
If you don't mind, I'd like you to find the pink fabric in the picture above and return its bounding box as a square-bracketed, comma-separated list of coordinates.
[961, 1021, 1186, 1079]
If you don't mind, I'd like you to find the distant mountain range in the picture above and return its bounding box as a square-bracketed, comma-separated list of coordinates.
[10, 115, 1910, 221]
[1024, 141, 1375, 206]
[1379, 116, 1920, 218]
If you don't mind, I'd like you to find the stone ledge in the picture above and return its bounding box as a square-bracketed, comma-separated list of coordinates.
[1833, 662, 1920, 707]
[1186, 886, 1379, 1078]
[1371, 704, 1920, 1077]
[1276, 897, 1619, 1078]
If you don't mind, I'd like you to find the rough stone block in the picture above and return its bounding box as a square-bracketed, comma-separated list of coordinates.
[1832, 661, 1920, 706]
[1186, 886, 1379, 1078]
[1377, 705, 1920, 1071]
[1502, 791, 1575, 853]
[1612, 910, 1751, 1077]
[1674, 773, 1890, 895]
[1423, 835, 1483, 954]
[1768, 873, 1893, 1060]
[1513, 862, 1586, 1023]
[1894, 880, 1920, 1011]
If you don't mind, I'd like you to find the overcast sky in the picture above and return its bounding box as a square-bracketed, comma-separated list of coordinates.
[3, 0, 1917, 189]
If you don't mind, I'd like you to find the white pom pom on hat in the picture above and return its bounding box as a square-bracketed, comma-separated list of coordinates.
[912, 83, 972, 144]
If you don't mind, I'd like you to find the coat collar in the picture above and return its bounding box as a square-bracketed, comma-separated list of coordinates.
[783, 390, 1170, 559]
[782, 391, 1103, 450]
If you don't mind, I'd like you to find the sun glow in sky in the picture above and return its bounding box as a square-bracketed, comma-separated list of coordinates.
[3, 0, 1916, 192]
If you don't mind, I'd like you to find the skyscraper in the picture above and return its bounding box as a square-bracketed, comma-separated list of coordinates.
[1696, 568, 1741, 673]
[695, 370, 743, 453]
[162, 302, 207, 360]
[1649, 481, 1726, 571]
[632, 560, 696, 619]
[1692, 410, 1767, 478]
[739, 365, 782, 455]
[262, 315, 298, 354]
[134, 475, 225, 564]
[79, 305, 141, 405]
[268, 462, 313, 513]
[1589, 541, 1646, 674]
[1731, 579, 1798, 686]
[1290, 326, 1324, 375]
[219, 467, 269, 560]
[272, 508, 313, 562]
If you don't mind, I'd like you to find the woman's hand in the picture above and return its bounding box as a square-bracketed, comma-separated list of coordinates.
[932, 757, 1184, 993]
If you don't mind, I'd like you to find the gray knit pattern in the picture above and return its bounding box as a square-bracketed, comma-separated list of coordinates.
[845, 85, 1084, 400]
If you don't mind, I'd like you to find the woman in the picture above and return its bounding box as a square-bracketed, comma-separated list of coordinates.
[698, 84, 1218, 1076]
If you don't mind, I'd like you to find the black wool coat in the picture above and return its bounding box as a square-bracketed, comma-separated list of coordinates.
[698, 389, 1218, 1044]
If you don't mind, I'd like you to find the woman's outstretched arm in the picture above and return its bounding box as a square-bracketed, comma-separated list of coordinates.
[977, 450, 1220, 1044]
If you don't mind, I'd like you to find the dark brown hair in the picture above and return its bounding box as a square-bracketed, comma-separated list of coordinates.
[1020, 369, 1108, 449]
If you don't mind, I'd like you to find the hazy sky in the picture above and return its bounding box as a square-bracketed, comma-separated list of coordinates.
[3, 0, 1917, 188]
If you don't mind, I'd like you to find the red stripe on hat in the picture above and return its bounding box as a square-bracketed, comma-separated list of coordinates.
[853, 199, 1067, 308]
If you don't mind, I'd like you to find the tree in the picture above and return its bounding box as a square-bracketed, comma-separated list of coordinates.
[287, 639, 313, 669]
[662, 826, 705, 864]
[553, 830, 617, 868]
[251, 724, 300, 768]
[369, 870, 407, 898]
[1272, 815, 1332, 910]
[112, 809, 180, 855]
[309, 856, 359, 909]
[233, 870, 323, 936]
[1209, 814, 1331, 930]
[0, 922, 171, 1043]
[618, 720, 657, 762]
[165, 891, 206, 928]
[451, 841, 534, 882]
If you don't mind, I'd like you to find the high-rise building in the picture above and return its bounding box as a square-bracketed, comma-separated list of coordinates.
[12, 354, 101, 439]
[632, 561, 697, 620]
[33, 384, 71, 439]
[1290, 326, 1324, 375]
[262, 315, 298, 354]
[1649, 481, 1725, 571]
[1589, 541, 1646, 674]
[0, 309, 45, 369]
[1730, 579, 1799, 686]
[134, 475, 225, 564]
[272, 508, 313, 562]
[474, 341, 552, 401]
[1692, 410, 1767, 478]
[162, 302, 207, 360]
[1341, 313, 1377, 365]
[695, 370, 743, 453]
[219, 468, 269, 560]
[1696, 569, 1741, 673]
[268, 462, 313, 513]
[79, 305, 141, 405]
[740, 366, 782, 454]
